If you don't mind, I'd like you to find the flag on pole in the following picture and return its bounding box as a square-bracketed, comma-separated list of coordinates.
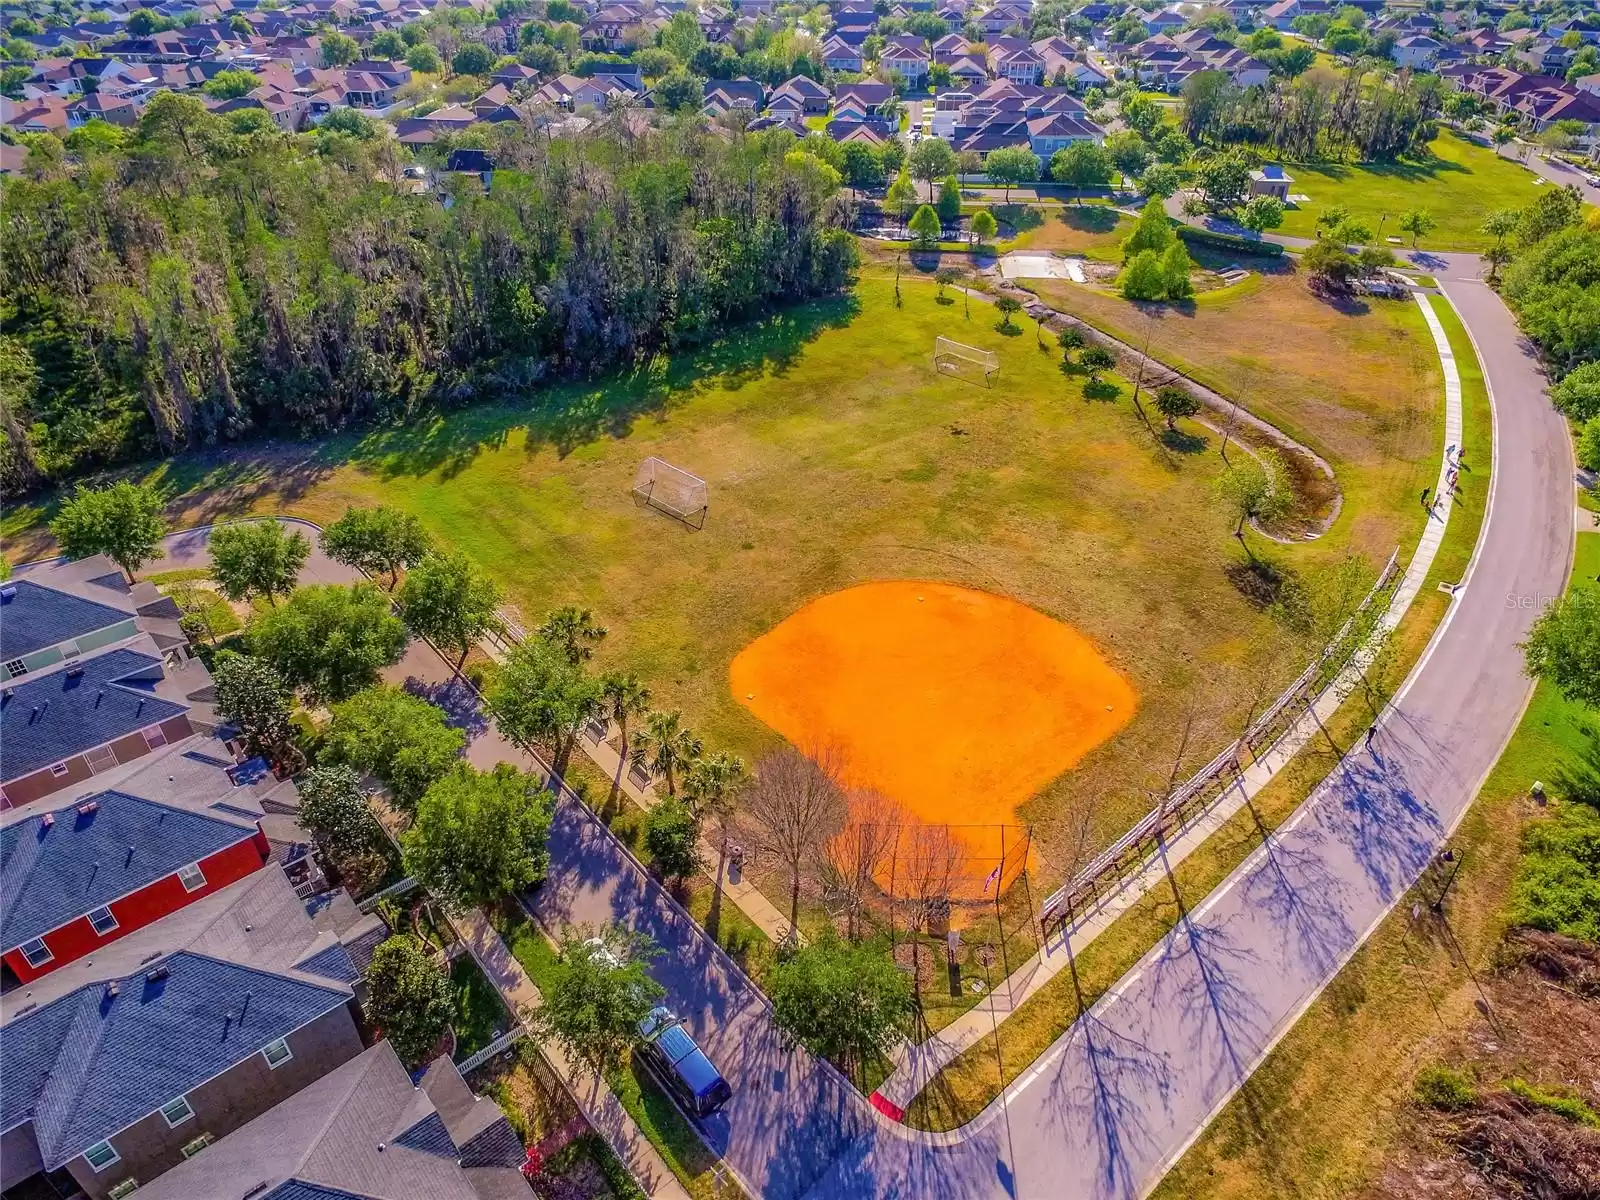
[982, 863, 1001, 895]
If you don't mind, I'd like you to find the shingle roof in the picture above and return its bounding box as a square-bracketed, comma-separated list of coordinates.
[0, 790, 258, 949]
[0, 648, 187, 782]
[1, 949, 351, 1167]
[133, 1042, 522, 1200]
[0, 580, 133, 662]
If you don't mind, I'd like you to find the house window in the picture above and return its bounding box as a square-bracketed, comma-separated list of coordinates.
[144, 726, 168, 749]
[50, 762, 71, 778]
[86, 745, 119, 774]
[19, 938, 52, 968]
[180, 1133, 213, 1159]
[159, 1095, 195, 1128]
[88, 907, 118, 935]
[177, 862, 205, 892]
[108, 1179, 139, 1199]
[261, 1037, 293, 1068]
[4, 659, 26, 679]
[84, 1141, 120, 1172]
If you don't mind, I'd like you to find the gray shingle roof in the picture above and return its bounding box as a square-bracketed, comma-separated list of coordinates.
[1, 790, 258, 950]
[133, 1042, 527, 1200]
[1, 949, 352, 1168]
[0, 580, 134, 662]
[0, 648, 188, 782]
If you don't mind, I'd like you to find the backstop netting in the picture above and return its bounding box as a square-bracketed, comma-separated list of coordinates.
[933, 336, 1000, 387]
[632, 456, 709, 528]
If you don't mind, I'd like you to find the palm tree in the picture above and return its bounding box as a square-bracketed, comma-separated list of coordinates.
[682, 752, 748, 935]
[599, 673, 651, 810]
[629, 710, 702, 797]
[537, 605, 608, 666]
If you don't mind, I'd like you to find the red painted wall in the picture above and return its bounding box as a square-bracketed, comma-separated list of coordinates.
[1, 834, 268, 984]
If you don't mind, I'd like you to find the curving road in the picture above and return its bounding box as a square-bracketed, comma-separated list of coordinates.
[102, 263, 1574, 1200]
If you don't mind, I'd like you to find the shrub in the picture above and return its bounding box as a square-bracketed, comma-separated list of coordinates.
[1176, 225, 1286, 257]
[1505, 1078, 1600, 1127]
[1552, 361, 1600, 423]
[1415, 1064, 1477, 1111]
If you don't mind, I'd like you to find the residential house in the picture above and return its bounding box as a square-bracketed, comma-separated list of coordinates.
[1442, 64, 1600, 141]
[821, 36, 864, 72]
[1262, 0, 1332, 32]
[0, 869, 364, 1200]
[948, 54, 991, 87]
[703, 77, 766, 115]
[833, 80, 896, 113]
[1514, 38, 1574, 76]
[1034, 35, 1111, 89]
[931, 32, 969, 63]
[132, 1041, 531, 1200]
[1392, 34, 1444, 70]
[881, 36, 930, 87]
[768, 73, 829, 113]
[0, 745, 286, 985]
[992, 43, 1045, 84]
[979, 3, 1031, 35]
[1141, 7, 1187, 36]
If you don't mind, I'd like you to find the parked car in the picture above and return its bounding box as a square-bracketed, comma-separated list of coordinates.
[636, 1006, 732, 1117]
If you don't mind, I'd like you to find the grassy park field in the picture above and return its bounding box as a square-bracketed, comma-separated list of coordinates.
[2, 273, 1441, 882]
[1273, 131, 1544, 250]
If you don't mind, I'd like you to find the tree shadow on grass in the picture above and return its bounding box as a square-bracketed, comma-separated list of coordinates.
[349, 294, 863, 483]
[1160, 427, 1208, 454]
[1223, 551, 1303, 613]
[1082, 379, 1122, 402]
[1056, 206, 1119, 234]
[994, 203, 1043, 232]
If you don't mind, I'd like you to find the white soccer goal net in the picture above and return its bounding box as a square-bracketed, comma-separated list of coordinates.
[632, 456, 709, 528]
[933, 336, 1000, 386]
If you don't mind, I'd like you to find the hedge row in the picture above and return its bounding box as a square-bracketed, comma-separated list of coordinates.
[1177, 226, 1287, 258]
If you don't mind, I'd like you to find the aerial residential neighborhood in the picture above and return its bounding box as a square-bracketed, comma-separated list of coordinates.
[0, 0, 1598, 1198]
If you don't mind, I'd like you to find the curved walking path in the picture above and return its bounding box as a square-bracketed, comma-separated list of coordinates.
[869, 289, 1464, 1120]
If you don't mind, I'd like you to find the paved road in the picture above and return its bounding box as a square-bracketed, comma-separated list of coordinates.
[1496, 143, 1600, 207]
[119, 263, 1576, 1199]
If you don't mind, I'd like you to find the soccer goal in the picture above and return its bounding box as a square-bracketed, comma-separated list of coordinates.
[631, 456, 709, 529]
[933, 336, 1000, 387]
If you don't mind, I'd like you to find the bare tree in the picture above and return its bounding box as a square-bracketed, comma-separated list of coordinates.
[895, 818, 969, 996]
[744, 745, 848, 940]
[820, 789, 902, 941]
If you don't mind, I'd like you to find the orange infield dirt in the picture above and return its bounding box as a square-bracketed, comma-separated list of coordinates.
[730, 581, 1138, 882]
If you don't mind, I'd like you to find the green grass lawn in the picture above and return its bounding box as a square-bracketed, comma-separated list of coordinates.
[451, 954, 512, 1060]
[1273, 131, 1544, 251]
[1153, 530, 1599, 1200]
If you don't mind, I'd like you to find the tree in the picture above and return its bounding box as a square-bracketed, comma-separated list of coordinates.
[1239, 195, 1284, 234]
[1104, 130, 1150, 180]
[933, 266, 959, 301]
[245, 583, 408, 704]
[296, 764, 377, 860]
[1122, 196, 1176, 258]
[907, 203, 942, 247]
[1058, 326, 1085, 355]
[323, 685, 466, 808]
[323, 506, 432, 589]
[530, 926, 664, 1076]
[969, 208, 998, 248]
[1576, 418, 1600, 474]
[1079, 345, 1115, 381]
[1301, 238, 1358, 288]
[1139, 162, 1182, 199]
[820, 789, 899, 941]
[1522, 591, 1600, 710]
[744, 746, 846, 936]
[1155, 386, 1201, 428]
[321, 30, 359, 67]
[1553, 362, 1600, 423]
[51, 480, 166, 582]
[211, 651, 294, 762]
[1398, 208, 1435, 248]
[403, 763, 555, 909]
[451, 40, 495, 76]
[768, 934, 915, 1076]
[908, 137, 957, 202]
[652, 67, 702, 112]
[936, 175, 961, 226]
[1215, 451, 1291, 539]
[1119, 250, 1167, 300]
[597, 672, 651, 778]
[643, 795, 702, 882]
[208, 520, 309, 607]
[365, 935, 454, 1067]
[984, 145, 1038, 205]
[537, 605, 608, 666]
[885, 170, 918, 231]
[1160, 240, 1194, 300]
[630, 709, 701, 796]
[681, 751, 747, 927]
[995, 295, 1022, 331]
[400, 551, 501, 669]
[1049, 140, 1111, 202]
[490, 636, 600, 770]
[406, 42, 443, 73]
[203, 68, 259, 99]
[1194, 150, 1250, 212]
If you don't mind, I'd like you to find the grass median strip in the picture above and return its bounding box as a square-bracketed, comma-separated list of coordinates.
[904, 292, 1490, 1133]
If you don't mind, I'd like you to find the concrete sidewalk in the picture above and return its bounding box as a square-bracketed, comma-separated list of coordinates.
[455, 908, 693, 1200]
[871, 290, 1468, 1117]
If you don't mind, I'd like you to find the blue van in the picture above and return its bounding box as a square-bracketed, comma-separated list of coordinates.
[636, 1007, 733, 1117]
